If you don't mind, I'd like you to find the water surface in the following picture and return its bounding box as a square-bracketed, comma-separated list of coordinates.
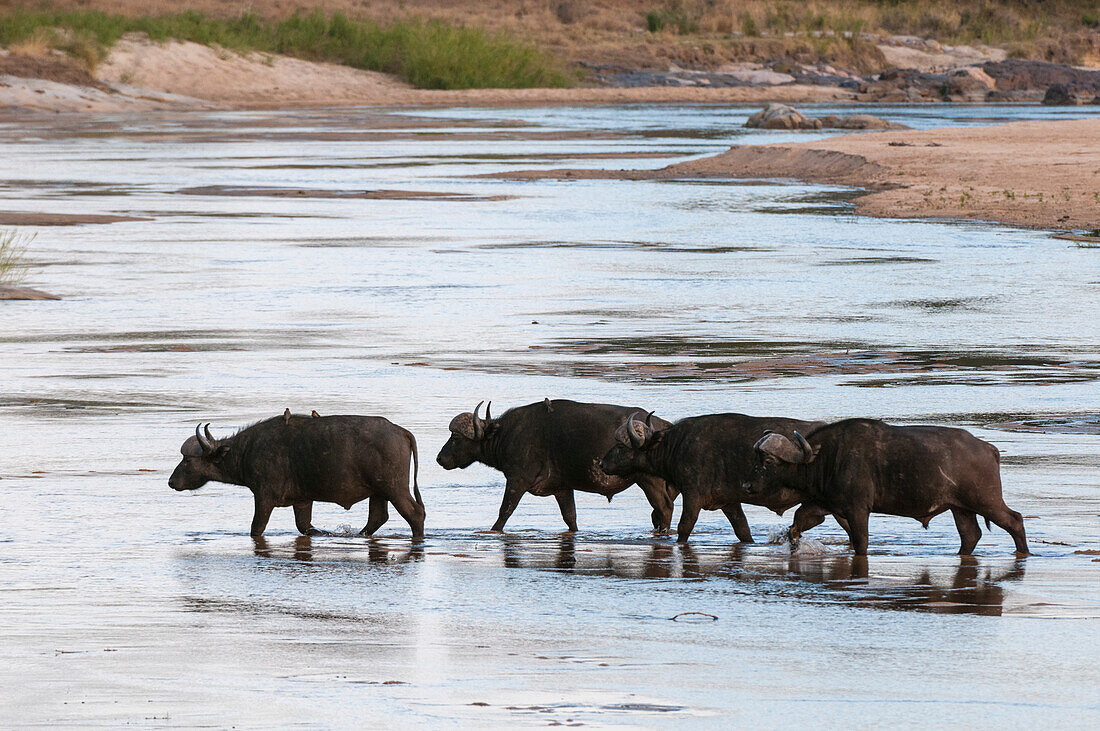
[1, 103, 1098, 727]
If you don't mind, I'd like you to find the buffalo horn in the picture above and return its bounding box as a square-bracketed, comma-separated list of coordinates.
[627, 411, 645, 448]
[793, 431, 815, 463]
[196, 423, 214, 453]
[473, 401, 486, 440]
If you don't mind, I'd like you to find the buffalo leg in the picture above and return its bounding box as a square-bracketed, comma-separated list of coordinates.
[555, 491, 579, 532]
[788, 503, 830, 543]
[293, 502, 323, 536]
[951, 508, 982, 555]
[389, 491, 425, 539]
[677, 493, 702, 544]
[721, 503, 754, 543]
[980, 503, 1030, 555]
[847, 508, 870, 556]
[250, 494, 275, 537]
[490, 480, 526, 532]
[360, 497, 390, 536]
[637, 476, 675, 532]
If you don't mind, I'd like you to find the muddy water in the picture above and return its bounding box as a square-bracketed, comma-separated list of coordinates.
[2, 104, 1099, 726]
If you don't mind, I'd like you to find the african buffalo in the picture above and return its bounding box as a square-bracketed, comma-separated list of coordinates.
[743, 419, 1030, 556]
[169, 413, 425, 537]
[599, 412, 833, 543]
[436, 399, 676, 532]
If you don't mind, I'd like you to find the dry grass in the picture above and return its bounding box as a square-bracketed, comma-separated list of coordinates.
[2, 0, 1097, 71]
[8, 27, 53, 56]
[0, 231, 32, 286]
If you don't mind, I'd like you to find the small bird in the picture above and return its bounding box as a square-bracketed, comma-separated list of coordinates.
[544, 398, 554, 412]
[311, 410, 320, 418]
[284, 408, 291, 424]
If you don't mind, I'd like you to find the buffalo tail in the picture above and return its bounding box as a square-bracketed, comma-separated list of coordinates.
[406, 429, 423, 508]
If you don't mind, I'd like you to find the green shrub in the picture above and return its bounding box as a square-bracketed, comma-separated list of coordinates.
[645, 5, 699, 35]
[0, 10, 573, 89]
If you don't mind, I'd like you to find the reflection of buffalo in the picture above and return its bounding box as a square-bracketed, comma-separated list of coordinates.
[437, 400, 675, 532]
[780, 554, 1024, 616]
[492, 537, 1023, 616]
[251, 535, 425, 565]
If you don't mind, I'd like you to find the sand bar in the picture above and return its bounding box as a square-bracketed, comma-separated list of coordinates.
[491, 118, 1100, 230]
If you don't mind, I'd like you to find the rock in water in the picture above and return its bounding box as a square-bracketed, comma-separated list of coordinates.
[745, 104, 908, 131]
[744, 103, 820, 130]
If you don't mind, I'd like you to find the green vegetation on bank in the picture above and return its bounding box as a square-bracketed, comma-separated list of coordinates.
[0, 10, 574, 89]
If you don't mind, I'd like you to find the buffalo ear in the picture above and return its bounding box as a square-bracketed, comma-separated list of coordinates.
[211, 445, 230, 461]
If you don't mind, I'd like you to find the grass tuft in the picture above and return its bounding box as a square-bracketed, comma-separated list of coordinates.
[0, 231, 33, 286]
[0, 10, 574, 89]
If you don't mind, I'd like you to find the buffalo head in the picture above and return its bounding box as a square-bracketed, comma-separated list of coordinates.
[169, 423, 231, 491]
[599, 411, 664, 476]
[436, 401, 496, 470]
[742, 430, 817, 496]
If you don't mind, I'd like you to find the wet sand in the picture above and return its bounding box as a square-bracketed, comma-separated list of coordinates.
[489, 117, 1100, 230]
[0, 211, 151, 225]
[177, 185, 515, 201]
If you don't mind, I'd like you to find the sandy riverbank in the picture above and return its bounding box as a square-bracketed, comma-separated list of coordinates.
[492, 118, 1100, 230]
[1, 36, 854, 115]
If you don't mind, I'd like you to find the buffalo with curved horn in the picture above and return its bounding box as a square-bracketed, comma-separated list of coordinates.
[437, 399, 676, 533]
[170, 412, 425, 538]
[743, 419, 1030, 556]
[600, 411, 832, 544]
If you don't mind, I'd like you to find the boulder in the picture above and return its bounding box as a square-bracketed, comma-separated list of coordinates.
[744, 103, 821, 130]
[816, 114, 909, 130]
[745, 104, 909, 131]
[1042, 83, 1097, 105]
[943, 66, 997, 101]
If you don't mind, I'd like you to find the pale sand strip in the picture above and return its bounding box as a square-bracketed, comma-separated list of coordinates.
[492, 118, 1100, 231]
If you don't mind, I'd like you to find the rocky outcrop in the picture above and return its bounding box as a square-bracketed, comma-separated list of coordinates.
[983, 59, 1100, 91]
[1042, 83, 1098, 105]
[745, 104, 908, 131]
[943, 66, 996, 102]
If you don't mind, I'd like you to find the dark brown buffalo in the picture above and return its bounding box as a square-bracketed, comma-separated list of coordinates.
[743, 418, 1030, 556]
[435, 399, 676, 532]
[599, 412, 833, 543]
[169, 414, 425, 537]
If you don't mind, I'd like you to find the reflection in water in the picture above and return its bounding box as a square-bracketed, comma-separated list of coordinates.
[497, 536, 1025, 616]
[251, 535, 425, 565]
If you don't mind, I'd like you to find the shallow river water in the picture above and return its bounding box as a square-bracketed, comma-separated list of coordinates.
[2, 103, 1099, 727]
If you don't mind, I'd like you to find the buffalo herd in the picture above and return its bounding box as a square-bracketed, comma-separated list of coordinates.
[170, 398, 1030, 556]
